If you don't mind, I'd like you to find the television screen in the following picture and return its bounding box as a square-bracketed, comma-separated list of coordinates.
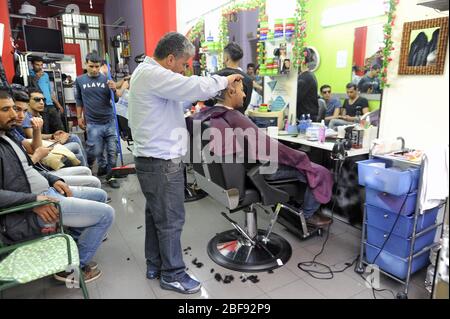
[23, 25, 64, 54]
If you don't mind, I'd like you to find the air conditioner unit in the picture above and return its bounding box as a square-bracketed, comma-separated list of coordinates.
[417, 0, 449, 11]
[19, 2, 37, 16]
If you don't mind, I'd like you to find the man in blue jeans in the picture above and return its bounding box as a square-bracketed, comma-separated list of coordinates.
[75, 52, 120, 188]
[0, 89, 115, 283]
[128, 32, 243, 294]
[21, 87, 88, 167]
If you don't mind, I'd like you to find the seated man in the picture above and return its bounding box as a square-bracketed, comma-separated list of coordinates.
[24, 88, 88, 167]
[358, 64, 381, 94]
[0, 89, 114, 282]
[329, 83, 369, 130]
[320, 85, 342, 123]
[11, 88, 100, 189]
[189, 78, 333, 227]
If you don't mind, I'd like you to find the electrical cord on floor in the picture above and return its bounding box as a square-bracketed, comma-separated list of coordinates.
[297, 160, 358, 280]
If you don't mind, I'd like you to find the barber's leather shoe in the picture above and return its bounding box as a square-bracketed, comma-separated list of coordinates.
[306, 213, 332, 227]
[146, 269, 161, 280]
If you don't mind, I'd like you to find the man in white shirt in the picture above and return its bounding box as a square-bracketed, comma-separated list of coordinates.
[128, 32, 242, 294]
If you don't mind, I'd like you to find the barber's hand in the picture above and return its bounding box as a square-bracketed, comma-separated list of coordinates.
[122, 80, 130, 90]
[53, 181, 73, 198]
[107, 80, 117, 91]
[226, 74, 244, 87]
[78, 118, 86, 131]
[34, 196, 60, 224]
[31, 117, 44, 131]
[53, 131, 70, 144]
[34, 146, 53, 162]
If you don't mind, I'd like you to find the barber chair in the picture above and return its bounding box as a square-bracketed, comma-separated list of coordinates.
[191, 121, 322, 272]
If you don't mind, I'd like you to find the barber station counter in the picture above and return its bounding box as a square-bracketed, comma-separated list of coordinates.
[274, 132, 370, 158]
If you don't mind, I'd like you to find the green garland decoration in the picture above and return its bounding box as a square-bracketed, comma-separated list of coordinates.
[380, 0, 399, 89]
[187, 19, 206, 73]
[219, 0, 266, 68]
[292, 0, 308, 69]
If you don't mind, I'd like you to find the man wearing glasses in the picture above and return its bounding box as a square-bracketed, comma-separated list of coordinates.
[26, 88, 87, 167]
[320, 85, 342, 123]
[29, 56, 65, 135]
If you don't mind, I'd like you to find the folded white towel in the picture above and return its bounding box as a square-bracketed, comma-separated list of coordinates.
[420, 146, 449, 211]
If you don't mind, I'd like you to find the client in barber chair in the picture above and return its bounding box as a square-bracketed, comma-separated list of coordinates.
[189, 76, 333, 227]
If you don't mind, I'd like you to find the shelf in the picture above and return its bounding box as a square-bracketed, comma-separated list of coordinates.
[373, 154, 423, 167]
[261, 37, 294, 44]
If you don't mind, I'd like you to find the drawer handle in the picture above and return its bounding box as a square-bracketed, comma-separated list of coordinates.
[384, 234, 388, 239]
[384, 214, 389, 219]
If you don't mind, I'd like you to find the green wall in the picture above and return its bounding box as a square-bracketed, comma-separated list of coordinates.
[306, 0, 386, 110]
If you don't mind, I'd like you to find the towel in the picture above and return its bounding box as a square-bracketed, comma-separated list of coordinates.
[420, 146, 449, 211]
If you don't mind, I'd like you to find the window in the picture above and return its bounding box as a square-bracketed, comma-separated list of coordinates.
[62, 13, 104, 60]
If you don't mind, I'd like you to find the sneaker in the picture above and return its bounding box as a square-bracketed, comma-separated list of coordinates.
[102, 233, 108, 242]
[146, 268, 161, 280]
[106, 196, 112, 204]
[107, 177, 120, 189]
[54, 266, 102, 284]
[160, 273, 201, 294]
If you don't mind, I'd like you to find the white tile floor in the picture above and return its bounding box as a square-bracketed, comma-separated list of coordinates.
[1, 173, 431, 299]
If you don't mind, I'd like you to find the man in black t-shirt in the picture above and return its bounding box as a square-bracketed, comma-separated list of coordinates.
[297, 49, 319, 121]
[329, 83, 369, 130]
[217, 43, 253, 113]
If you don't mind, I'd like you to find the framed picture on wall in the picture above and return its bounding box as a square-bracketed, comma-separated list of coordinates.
[398, 17, 448, 75]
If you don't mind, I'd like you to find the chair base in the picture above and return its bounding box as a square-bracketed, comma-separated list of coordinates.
[207, 229, 292, 273]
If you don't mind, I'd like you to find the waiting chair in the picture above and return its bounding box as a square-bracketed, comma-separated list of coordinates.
[190, 121, 322, 272]
[0, 201, 89, 299]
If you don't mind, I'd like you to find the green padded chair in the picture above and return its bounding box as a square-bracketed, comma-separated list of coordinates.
[0, 201, 89, 299]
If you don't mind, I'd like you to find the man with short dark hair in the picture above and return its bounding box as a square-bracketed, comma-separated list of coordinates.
[220, 43, 253, 113]
[129, 32, 243, 294]
[247, 63, 256, 77]
[0, 89, 114, 283]
[12, 88, 101, 189]
[329, 83, 369, 130]
[29, 56, 65, 134]
[320, 85, 342, 122]
[26, 88, 87, 167]
[297, 49, 319, 121]
[358, 64, 381, 94]
[75, 52, 120, 188]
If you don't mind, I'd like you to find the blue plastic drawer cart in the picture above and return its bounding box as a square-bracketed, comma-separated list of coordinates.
[355, 155, 446, 299]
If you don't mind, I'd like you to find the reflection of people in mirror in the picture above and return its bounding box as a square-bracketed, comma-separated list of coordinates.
[408, 29, 440, 67]
[281, 59, 291, 74]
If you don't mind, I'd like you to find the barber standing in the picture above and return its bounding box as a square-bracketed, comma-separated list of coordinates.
[128, 32, 242, 295]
